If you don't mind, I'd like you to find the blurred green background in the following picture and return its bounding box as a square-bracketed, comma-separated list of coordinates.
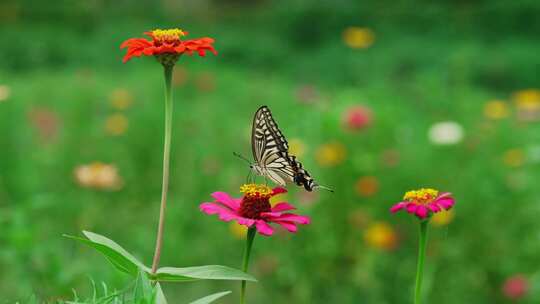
[1, 0, 540, 303]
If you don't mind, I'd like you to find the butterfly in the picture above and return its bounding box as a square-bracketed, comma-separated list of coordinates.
[236, 105, 333, 192]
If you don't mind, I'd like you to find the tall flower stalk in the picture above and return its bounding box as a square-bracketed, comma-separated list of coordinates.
[121, 28, 217, 273]
[414, 220, 428, 304]
[151, 64, 174, 273]
[240, 227, 256, 304]
[390, 188, 455, 304]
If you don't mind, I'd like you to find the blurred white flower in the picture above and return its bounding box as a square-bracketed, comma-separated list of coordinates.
[428, 121, 464, 145]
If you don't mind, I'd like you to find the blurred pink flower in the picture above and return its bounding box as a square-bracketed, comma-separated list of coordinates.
[390, 188, 455, 220]
[343, 105, 372, 130]
[200, 184, 310, 236]
[28, 108, 61, 144]
[502, 274, 529, 300]
[295, 84, 320, 104]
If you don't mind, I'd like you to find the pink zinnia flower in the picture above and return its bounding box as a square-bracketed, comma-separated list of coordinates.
[390, 188, 455, 219]
[200, 184, 311, 236]
[502, 274, 529, 300]
[343, 105, 372, 130]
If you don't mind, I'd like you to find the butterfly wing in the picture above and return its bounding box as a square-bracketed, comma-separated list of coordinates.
[251, 106, 332, 192]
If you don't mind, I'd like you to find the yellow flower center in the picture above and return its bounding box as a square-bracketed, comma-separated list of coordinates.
[240, 183, 273, 198]
[403, 188, 439, 204]
[152, 28, 185, 43]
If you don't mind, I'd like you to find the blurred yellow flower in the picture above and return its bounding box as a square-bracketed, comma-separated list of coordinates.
[0, 85, 11, 102]
[483, 100, 509, 120]
[503, 149, 525, 168]
[105, 113, 129, 136]
[315, 141, 346, 167]
[513, 89, 540, 122]
[355, 176, 379, 197]
[288, 138, 307, 158]
[109, 88, 133, 110]
[270, 192, 288, 206]
[343, 27, 375, 49]
[74, 162, 123, 190]
[431, 209, 455, 226]
[512, 89, 540, 105]
[229, 222, 247, 239]
[363, 222, 397, 251]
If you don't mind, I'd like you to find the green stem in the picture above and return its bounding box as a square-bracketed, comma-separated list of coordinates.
[151, 64, 174, 274]
[240, 227, 257, 304]
[414, 220, 429, 304]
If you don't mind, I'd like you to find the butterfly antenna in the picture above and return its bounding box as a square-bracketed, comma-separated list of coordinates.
[233, 152, 251, 164]
[316, 184, 334, 193]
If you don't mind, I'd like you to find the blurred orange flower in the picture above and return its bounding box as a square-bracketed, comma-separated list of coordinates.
[431, 209, 455, 226]
[120, 28, 217, 65]
[343, 27, 375, 49]
[74, 162, 123, 190]
[105, 113, 129, 136]
[195, 72, 216, 92]
[483, 100, 509, 120]
[173, 66, 188, 87]
[503, 149, 525, 168]
[355, 176, 379, 197]
[28, 108, 60, 143]
[0, 85, 10, 102]
[109, 88, 133, 110]
[295, 84, 320, 104]
[363, 222, 398, 251]
[315, 142, 347, 167]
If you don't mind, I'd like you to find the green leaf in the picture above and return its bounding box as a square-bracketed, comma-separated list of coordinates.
[188, 291, 231, 304]
[153, 283, 167, 304]
[64, 231, 150, 275]
[133, 270, 153, 301]
[152, 265, 257, 282]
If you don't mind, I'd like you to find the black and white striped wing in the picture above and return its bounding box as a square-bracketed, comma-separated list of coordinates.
[251, 105, 331, 191]
[251, 106, 296, 185]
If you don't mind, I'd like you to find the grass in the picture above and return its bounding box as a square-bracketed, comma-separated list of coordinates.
[2, 3, 540, 302]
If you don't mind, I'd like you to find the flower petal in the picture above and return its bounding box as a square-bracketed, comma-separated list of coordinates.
[435, 196, 455, 210]
[415, 205, 429, 219]
[427, 202, 441, 212]
[272, 187, 287, 196]
[273, 221, 298, 233]
[272, 213, 311, 225]
[390, 202, 407, 213]
[255, 220, 274, 236]
[211, 192, 240, 210]
[271, 202, 296, 212]
[406, 202, 418, 214]
[199, 203, 238, 222]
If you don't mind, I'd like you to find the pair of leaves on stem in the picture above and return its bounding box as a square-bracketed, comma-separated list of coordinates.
[64, 231, 256, 303]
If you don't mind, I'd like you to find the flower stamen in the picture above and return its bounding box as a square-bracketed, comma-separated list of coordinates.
[403, 188, 439, 205]
[240, 183, 273, 198]
[151, 28, 186, 43]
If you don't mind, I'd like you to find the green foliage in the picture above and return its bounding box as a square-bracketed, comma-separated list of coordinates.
[65, 231, 256, 282]
[2, 1, 540, 304]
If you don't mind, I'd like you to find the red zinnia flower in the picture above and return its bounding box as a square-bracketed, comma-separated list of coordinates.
[390, 188, 455, 219]
[120, 28, 217, 65]
[200, 184, 311, 236]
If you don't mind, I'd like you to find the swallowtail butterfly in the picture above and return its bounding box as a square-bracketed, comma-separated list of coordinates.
[241, 105, 333, 192]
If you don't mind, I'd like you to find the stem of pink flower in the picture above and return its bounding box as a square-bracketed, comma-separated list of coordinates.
[414, 220, 429, 304]
[151, 64, 174, 274]
[240, 227, 256, 304]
